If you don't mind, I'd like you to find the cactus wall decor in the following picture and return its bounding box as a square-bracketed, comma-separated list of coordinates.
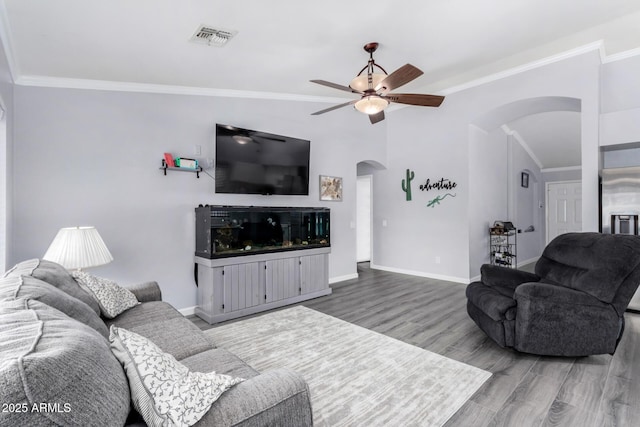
[401, 169, 415, 201]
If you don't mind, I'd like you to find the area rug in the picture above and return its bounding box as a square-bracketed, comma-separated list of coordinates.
[206, 306, 491, 426]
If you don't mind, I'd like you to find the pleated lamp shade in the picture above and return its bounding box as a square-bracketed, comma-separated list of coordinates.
[43, 226, 114, 270]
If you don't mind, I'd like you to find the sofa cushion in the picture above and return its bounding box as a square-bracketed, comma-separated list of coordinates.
[0, 298, 130, 427]
[180, 348, 260, 379]
[0, 275, 108, 338]
[109, 326, 243, 427]
[535, 233, 640, 303]
[4, 259, 101, 315]
[104, 300, 184, 328]
[106, 302, 216, 360]
[72, 271, 140, 318]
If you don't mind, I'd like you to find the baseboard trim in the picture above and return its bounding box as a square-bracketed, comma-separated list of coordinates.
[329, 273, 359, 284]
[178, 306, 196, 317]
[369, 263, 469, 284]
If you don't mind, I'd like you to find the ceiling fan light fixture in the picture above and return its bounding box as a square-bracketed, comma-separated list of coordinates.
[232, 135, 252, 145]
[354, 96, 389, 115]
[349, 73, 386, 92]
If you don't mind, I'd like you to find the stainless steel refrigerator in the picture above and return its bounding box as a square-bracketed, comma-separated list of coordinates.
[601, 166, 640, 311]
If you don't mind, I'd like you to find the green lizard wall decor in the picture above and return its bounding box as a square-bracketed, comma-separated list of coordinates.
[427, 193, 456, 207]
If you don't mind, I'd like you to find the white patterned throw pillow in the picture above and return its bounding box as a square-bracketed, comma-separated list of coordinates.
[109, 326, 244, 426]
[72, 271, 139, 318]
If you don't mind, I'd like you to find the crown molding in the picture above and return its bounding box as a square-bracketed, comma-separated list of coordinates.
[602, 46, 640, 64]
[441, 41, 605, 96]
[501, 124, 544, 169]
[15, 75, 351, 104]
[540, 165, 582, 173]
[7, 39, 640, 103]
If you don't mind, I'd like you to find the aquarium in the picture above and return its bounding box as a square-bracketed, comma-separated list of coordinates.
[195, 205, 330, 259]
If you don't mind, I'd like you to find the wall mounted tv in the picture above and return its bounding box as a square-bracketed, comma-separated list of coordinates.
[215, 124, 310, 195]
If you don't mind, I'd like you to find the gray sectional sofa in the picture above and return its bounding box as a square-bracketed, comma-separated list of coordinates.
[0, 259, 313, 426]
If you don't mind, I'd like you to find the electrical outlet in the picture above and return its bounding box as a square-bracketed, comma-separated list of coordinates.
[435, 256, 441, 264]
[194, 145, 202, 156]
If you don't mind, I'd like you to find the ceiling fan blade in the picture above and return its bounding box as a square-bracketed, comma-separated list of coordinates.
[384, 93, 445, 107]
[369, 111, 385, 124]
[375, 64, 423, 93]
[310, 80, 362, 94]
[311, 100, 357, 115]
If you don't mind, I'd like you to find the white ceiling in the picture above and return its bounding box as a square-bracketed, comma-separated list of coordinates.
[2, 0, 640, 168]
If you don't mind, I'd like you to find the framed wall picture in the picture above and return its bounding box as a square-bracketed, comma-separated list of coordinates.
[320, 175, 343, 201]
[521, 172, 529, 188]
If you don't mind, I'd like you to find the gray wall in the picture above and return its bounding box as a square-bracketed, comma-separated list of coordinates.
[0, 33, 13, 272]
[11, 86, 386, 309]
[8, 46, 640, 307]
[371, 51, 600, 282]
[600, 55, 640, 147]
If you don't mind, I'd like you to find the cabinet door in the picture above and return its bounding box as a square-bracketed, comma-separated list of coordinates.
[300, 254, 328, 294]
[265, 258, 299, 303]
[223, 262, 262, 312]
[197, 266, 225, 316]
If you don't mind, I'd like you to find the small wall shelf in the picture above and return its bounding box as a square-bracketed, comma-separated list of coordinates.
[160, 159, 202, 178]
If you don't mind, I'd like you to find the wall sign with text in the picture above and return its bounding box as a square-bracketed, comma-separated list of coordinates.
[401, 169, 458, 208]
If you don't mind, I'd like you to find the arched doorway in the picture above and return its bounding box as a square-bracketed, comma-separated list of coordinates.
[468, 96, 582, 276]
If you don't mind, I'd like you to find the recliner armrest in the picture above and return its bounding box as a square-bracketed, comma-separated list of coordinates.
[515, 281, 609, 308]
[122, 281, 162, 302]
[513, 281, 620, 356]
[480, 264, 540, 290]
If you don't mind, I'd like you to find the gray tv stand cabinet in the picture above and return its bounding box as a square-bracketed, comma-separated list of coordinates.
[195, 247, 332, 324]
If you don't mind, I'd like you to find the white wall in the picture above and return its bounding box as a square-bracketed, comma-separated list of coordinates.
[511, 137, 543, 264]
[0, 35, 13, 272]
[373, 50, 601, 282]
[468, 126, 508, 278]
[8, 47, 637, 305]
[601, 55, 640, 147]
[11, 86, 386, 309]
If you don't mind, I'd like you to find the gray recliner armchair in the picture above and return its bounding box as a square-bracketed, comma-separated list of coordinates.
[466, 232, 640, 356]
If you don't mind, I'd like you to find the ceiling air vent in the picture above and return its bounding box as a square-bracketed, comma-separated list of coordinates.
[190, 25, 237, 47]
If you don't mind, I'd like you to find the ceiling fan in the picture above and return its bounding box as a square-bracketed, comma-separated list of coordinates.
[310, 42, 445, 124]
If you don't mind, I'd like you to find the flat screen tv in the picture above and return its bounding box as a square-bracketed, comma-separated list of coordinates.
[215, 124, 310, 195]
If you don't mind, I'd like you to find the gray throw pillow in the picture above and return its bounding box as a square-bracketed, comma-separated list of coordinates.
[0, 298, 130, 427]
[4, 259, 101, 315]
[0, 275, 108, 338]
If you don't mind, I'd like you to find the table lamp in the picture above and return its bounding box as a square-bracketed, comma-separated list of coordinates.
[43, 226, 113, 271]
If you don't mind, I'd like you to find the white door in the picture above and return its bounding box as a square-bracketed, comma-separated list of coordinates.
[546, 180, 582, 244]
[357, 175, 372, 262]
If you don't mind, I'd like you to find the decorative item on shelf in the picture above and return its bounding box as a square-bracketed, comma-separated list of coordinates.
[401, 169, 415, 201]
[43, 226, 113, 271]
[320, 175, 343, 201]
[163, 152, 175, 167]
[160, 156, 203, 178]
[176, 157, 198, 169]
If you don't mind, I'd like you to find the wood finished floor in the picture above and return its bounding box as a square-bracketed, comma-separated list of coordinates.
[189, 263, 640, 427]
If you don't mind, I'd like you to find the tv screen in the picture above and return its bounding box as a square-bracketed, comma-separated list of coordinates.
[215, 124, 310, 195]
